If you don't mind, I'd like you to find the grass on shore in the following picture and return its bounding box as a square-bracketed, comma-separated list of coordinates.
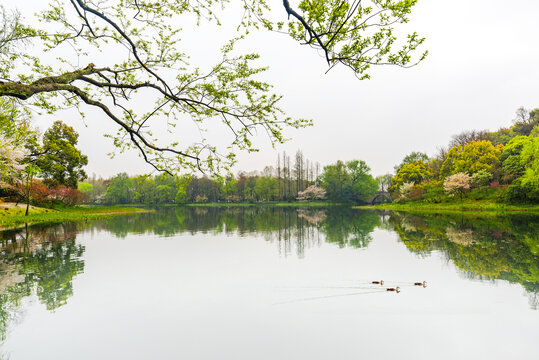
[0, 203, 148, 229]
[184, 201, 343, 208]
[185, 199, 538, 213]
[359, 200, 539, 213]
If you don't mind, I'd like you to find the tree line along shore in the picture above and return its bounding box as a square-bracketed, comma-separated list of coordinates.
[2, 103, 538, 213]
[77, 106, 539, 210]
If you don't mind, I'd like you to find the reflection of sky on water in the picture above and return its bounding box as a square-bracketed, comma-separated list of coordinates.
[1, 208, 538, 359]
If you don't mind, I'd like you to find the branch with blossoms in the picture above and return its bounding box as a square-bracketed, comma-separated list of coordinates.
[0, 134, 29, 181]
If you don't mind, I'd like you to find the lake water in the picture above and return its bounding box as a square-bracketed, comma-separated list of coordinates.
[1, 207, 538, 359]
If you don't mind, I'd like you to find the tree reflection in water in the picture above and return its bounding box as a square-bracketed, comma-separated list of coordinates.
[0, 223, 85, 341]
[90, 207, 381, 258]
[1, 206, 538, 343]
[93, 207, 538, 310]
[388, 211, 539, 309]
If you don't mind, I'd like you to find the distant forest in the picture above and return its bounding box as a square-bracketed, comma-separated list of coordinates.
[80, 154, 378, 205]
[2, 104, 538, 206]
[79, 106, 539, 205]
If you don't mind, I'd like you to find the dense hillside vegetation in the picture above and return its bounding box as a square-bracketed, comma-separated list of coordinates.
[387, 107, 539, 205]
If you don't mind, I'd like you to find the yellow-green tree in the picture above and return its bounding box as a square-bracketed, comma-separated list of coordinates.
[440, 140, 503, 178]
[392, 161, 432, 188]
[175, 175, 192, 204]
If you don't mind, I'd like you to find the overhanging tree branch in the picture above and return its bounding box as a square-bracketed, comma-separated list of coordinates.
[0, 0, 425, 174]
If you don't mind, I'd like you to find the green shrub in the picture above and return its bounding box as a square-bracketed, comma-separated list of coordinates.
[416, 181, 445, 203]
[471, 170, 493, 187]
[507, 179, 530, 203]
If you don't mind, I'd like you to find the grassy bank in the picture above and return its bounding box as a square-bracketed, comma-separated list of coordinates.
[359, 200, 539, 213]
[184, 201, 343, 208]
[0, 203, 149, 229]
[188, 200, 539, 213]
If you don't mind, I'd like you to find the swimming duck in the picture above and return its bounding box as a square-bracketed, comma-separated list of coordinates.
[372, 280, 384, 285]
[386, 286, 400, 293]
[414, 281, 427, 288]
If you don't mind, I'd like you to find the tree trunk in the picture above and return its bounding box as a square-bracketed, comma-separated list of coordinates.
[25, 177, 30, 216]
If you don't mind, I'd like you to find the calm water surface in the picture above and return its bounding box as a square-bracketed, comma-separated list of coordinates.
[1, 207, 538, 359]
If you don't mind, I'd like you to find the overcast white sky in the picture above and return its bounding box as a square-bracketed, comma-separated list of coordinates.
[9, 0, 539, 178]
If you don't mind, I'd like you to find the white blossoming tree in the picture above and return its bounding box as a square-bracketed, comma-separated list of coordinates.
[399, 182, 415, 199]
[443, 173, 471, 201]
[0, 134, 28, 180]
[297, 185, 326, 201]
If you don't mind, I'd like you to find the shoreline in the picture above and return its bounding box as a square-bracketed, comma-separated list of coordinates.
[0, 203, 150, 230]
[357, 201, 539, 213]
[182, 201, 343, 208]
[181, 201, 539, 212]
[2, 199, 537, 231]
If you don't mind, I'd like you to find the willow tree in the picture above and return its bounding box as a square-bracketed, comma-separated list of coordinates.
[0, 1, 426, 174]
